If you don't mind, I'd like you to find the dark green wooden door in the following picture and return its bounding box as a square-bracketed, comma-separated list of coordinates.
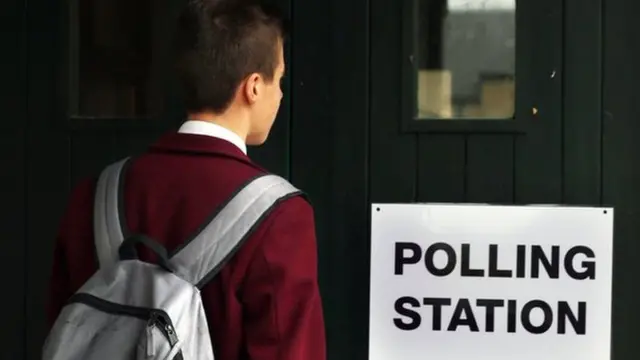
[364, 0, 638, 359]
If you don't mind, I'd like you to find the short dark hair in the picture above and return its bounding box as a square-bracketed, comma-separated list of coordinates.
[173, 0, 288, 114]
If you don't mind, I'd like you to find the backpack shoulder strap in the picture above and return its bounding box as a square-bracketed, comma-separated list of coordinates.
[93, 157, 131, 268]
[169, 174, 303, 288]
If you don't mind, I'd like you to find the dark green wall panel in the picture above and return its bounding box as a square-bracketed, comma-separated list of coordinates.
[466, 135, 514, 203]
[370, 0, 417, 204]
[563, 0, 603, 206]
[603, 0, 640, 357]
[416, 135, 466, 202]
[0, 133, 26, 360]
[1, 0, 26, 357]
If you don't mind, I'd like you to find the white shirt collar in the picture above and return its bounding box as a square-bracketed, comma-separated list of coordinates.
[178, 120, 247, 155]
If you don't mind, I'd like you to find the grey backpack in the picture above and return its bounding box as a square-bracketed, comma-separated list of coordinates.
[43, 157, 301, 359]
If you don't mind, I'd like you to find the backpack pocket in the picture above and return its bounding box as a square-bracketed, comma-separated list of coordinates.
[67, 293, 184, 360]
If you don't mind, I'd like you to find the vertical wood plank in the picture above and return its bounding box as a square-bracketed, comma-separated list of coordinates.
[2, 0, 26, 133]
[370, 0, 417, 204]
[327, 0, 370, 357]
[563, 0, 602, 205]
[466, 135, 514, 203]
[416, 134, 466, 202]
[69, 133, 117, 185]
[25, 0, 70, 356]
[288, 0, 336, 356]
[602, 0, 640, 357]
[0, 133, 26, 359]
[2, 1, 27, 357]
[513, 0, 563, 205]
[25, 134, 70, 360]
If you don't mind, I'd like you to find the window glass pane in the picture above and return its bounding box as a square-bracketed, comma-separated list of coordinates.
[415, 0, 515, 119]
[69, 0, 155, 118]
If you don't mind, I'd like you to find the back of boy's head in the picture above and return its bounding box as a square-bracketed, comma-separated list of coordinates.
[173, 0, 289, 115]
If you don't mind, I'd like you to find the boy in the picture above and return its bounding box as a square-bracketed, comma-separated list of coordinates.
[47, 1, 326, 359]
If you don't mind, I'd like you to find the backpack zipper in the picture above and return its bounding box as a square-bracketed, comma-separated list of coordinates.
[149, 311, 180, 348]
[67, 293, 184, 359]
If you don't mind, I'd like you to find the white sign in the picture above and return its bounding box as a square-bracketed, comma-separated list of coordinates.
[369, 204, 613, 360]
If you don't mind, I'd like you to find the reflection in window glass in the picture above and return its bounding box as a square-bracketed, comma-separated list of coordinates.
[68, 0, 153, 117]
[415, 0, 515, 119]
